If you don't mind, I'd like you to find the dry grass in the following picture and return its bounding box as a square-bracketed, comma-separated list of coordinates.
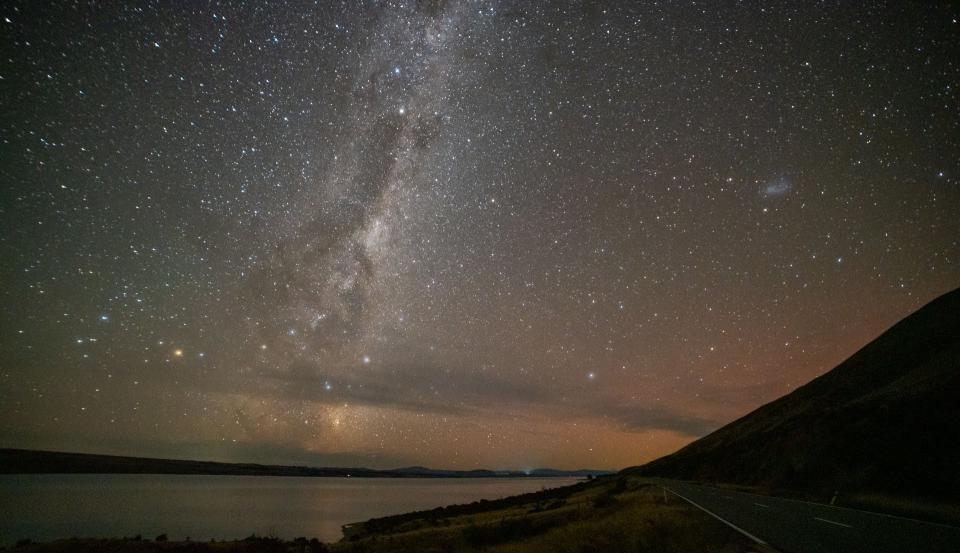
[329, 476, 756, 553]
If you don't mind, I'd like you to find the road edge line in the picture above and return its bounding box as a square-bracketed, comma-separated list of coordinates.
[813, 517, 853, 528]
[690, 483, 960, 530]
[664, 486, 773, 548]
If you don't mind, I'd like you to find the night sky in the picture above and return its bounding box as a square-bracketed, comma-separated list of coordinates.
[1, 1, 958, 471]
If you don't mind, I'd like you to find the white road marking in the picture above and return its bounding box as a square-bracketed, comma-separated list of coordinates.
[686, 482, 960, 530]
[664, 487, 769, 546]
[754, 502, 770, 508]
[814, 517, 853, 528]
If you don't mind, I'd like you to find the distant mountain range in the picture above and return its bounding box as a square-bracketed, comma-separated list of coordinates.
[392, 466, 605, 478]
[628, 287, 960, 501]
[0, 448, 609, 478]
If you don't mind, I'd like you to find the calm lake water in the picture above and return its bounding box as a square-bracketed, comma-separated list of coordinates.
[0, 474, 582, 544]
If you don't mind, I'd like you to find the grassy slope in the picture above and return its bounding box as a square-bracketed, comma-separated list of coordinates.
[628, 287, 960, 503]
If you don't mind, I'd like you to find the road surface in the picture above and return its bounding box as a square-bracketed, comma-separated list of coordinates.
[662, 480, 960, 553]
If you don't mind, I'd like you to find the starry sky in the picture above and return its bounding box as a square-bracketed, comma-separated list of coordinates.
[1, 1, 958, 471]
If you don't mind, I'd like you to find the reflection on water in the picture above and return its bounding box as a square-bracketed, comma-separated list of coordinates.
[0, 474, 581, 544]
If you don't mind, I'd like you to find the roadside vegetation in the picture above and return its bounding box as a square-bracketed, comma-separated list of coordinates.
[329, 475, 758, 552]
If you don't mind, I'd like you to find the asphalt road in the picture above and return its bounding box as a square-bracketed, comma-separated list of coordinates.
[662, 480, 960, 553]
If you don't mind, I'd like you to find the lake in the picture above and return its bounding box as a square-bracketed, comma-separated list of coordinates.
[0, 474, 582, 545]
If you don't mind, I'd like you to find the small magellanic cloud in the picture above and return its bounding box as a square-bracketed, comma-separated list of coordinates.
[761, 177, 792, 198]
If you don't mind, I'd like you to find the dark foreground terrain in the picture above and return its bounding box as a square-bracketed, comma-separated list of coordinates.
[3, 475, 762, 553]
[7, 474, 958, 553]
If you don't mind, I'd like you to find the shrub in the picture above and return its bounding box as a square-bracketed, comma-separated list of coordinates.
[592, 492, 618, 509]
[463, 515, 558, 546]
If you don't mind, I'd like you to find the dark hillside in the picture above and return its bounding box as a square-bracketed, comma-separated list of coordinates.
[630, 288, 960, 501]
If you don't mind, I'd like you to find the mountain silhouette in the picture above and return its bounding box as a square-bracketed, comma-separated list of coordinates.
[629, 287, 960, 501]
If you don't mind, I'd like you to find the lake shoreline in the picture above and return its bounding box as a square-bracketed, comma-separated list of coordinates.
[0, 474, 585, 546]
[2, 476, 761, 553]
